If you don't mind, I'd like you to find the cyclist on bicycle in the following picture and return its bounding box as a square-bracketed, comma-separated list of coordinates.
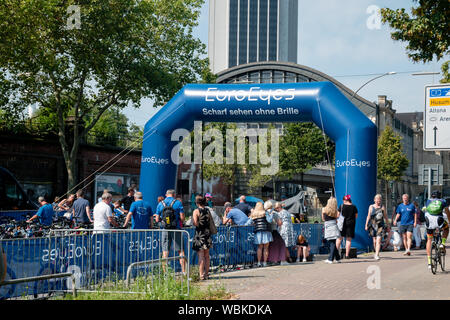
[424, 191, 449, 270]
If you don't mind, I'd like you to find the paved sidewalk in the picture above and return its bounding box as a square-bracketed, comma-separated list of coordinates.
[205, 249, 450, 300]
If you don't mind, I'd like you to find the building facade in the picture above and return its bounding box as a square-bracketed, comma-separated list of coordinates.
[0, 134, 141, 206]
[209, 0, 298, 74]
[211, 61, 450, 213]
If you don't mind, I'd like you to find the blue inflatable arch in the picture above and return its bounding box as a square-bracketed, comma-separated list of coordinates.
[140, 82, 377, 250]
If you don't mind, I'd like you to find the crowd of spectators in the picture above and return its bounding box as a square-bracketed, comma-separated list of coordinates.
[31, 188, 312, 279]
[26, 186, 446, 280]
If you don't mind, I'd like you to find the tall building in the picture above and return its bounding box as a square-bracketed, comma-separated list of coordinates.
[209, 0, 298, 74]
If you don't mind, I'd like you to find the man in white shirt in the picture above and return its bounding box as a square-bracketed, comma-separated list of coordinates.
[93, 193, 119, 231]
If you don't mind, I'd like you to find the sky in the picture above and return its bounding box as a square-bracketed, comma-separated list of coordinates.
[124, 0, 448, 127]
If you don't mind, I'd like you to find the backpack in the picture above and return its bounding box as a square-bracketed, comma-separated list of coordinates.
[427, 200, 443, 215]
[161, 199, 178, 229]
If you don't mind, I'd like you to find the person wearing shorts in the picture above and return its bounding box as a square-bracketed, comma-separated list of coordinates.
[393, 194, 416, 256]
[155, 189, 186, 274]
[424, 191, 449, 269]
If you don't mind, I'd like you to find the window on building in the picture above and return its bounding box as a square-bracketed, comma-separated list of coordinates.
[258, 0, 268, 61]
[228, 0, 239, 68]
[248, 0, 258, 63]
[285, 72, 296, 83]
[249, 71, 260, 83]
[273, 71, 284, 83]
[238, 74, 249, 83]
[407, 128, 413, 137]
[401, 123, 407, 134]
[239, 0, 249, 65]
[268, 0, 278, 61]
[261, 70, 272, 83]
[297, 74, 310, 82]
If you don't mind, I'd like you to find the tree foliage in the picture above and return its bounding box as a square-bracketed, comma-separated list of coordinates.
[0, 0, 208, 191]
[377, 125, 409, 182]
[380, 0, 449, 63]
[190, 122, 243, 200]
[193, 122, 334, 197]
[247, 122, 334, 194]
[440, 61, 449, 83]
[278, 123, 334, 178]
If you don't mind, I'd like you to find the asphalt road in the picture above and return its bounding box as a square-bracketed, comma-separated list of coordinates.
[205, 248, 450, 300]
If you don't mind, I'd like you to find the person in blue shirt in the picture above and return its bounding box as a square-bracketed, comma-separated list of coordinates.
[393, 194, 416, 256]
[154, 189, 186, 274]
[123, 192, 153, 229]
[222, 202, 251, 226]
[234, 195, 252, 216]
[27, 196, 54, 226]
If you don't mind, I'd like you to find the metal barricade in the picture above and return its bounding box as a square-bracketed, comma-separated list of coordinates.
[1, 223, 323, 299]
[0, 229, 191, 299]
[0, 236, 74, 299]
[48, 229, 191, 297]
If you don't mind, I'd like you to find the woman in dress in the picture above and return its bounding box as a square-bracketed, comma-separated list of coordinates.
[267, 201, 286, 265]
[250, 201, 273, 267]
[365, 194, 389, 260]
[336, 195, 358, 259]
[322, 197, 341, 264]
[274, 202, 296, 263]
[192, 195, 213, 280]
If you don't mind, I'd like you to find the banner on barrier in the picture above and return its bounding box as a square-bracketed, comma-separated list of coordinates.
[0, 224, 323, 299]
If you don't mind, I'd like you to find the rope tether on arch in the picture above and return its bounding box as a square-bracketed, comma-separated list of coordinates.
[55, 102, 186, 203]
[315, 99, 336, 198]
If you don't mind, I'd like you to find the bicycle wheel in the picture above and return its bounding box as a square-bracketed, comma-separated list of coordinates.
[440, 246, 445, 272]
[430, 242, 438, 274]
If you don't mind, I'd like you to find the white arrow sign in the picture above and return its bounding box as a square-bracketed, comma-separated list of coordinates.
[424, 84, 450, 150]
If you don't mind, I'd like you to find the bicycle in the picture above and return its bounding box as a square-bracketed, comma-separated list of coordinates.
[430, 227, 445, 274]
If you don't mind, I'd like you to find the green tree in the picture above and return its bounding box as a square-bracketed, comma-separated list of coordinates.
[0, 0, 208, 192]
[127, 123, 144, 148]
[381, 0, 449, 82]
[279, 123, 334, 177]
[87, 107, 129, 146]
[192, 122, 244, 200]
[248, 123, 334, 197]
[440, 61, 449, 83]
[194, 122, 334, 199]
[377, 125, 410, 207]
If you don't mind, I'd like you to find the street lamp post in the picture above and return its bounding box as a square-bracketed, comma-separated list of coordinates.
[351, 71, 396, 139]
[352, 71, 397, 98]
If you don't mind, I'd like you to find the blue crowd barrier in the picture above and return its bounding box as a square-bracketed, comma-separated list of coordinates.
[0, 210, 37, 221]
[0, 223, 323, 299]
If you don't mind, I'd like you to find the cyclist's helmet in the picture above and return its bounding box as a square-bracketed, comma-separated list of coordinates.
[431, 190, 441, 198]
